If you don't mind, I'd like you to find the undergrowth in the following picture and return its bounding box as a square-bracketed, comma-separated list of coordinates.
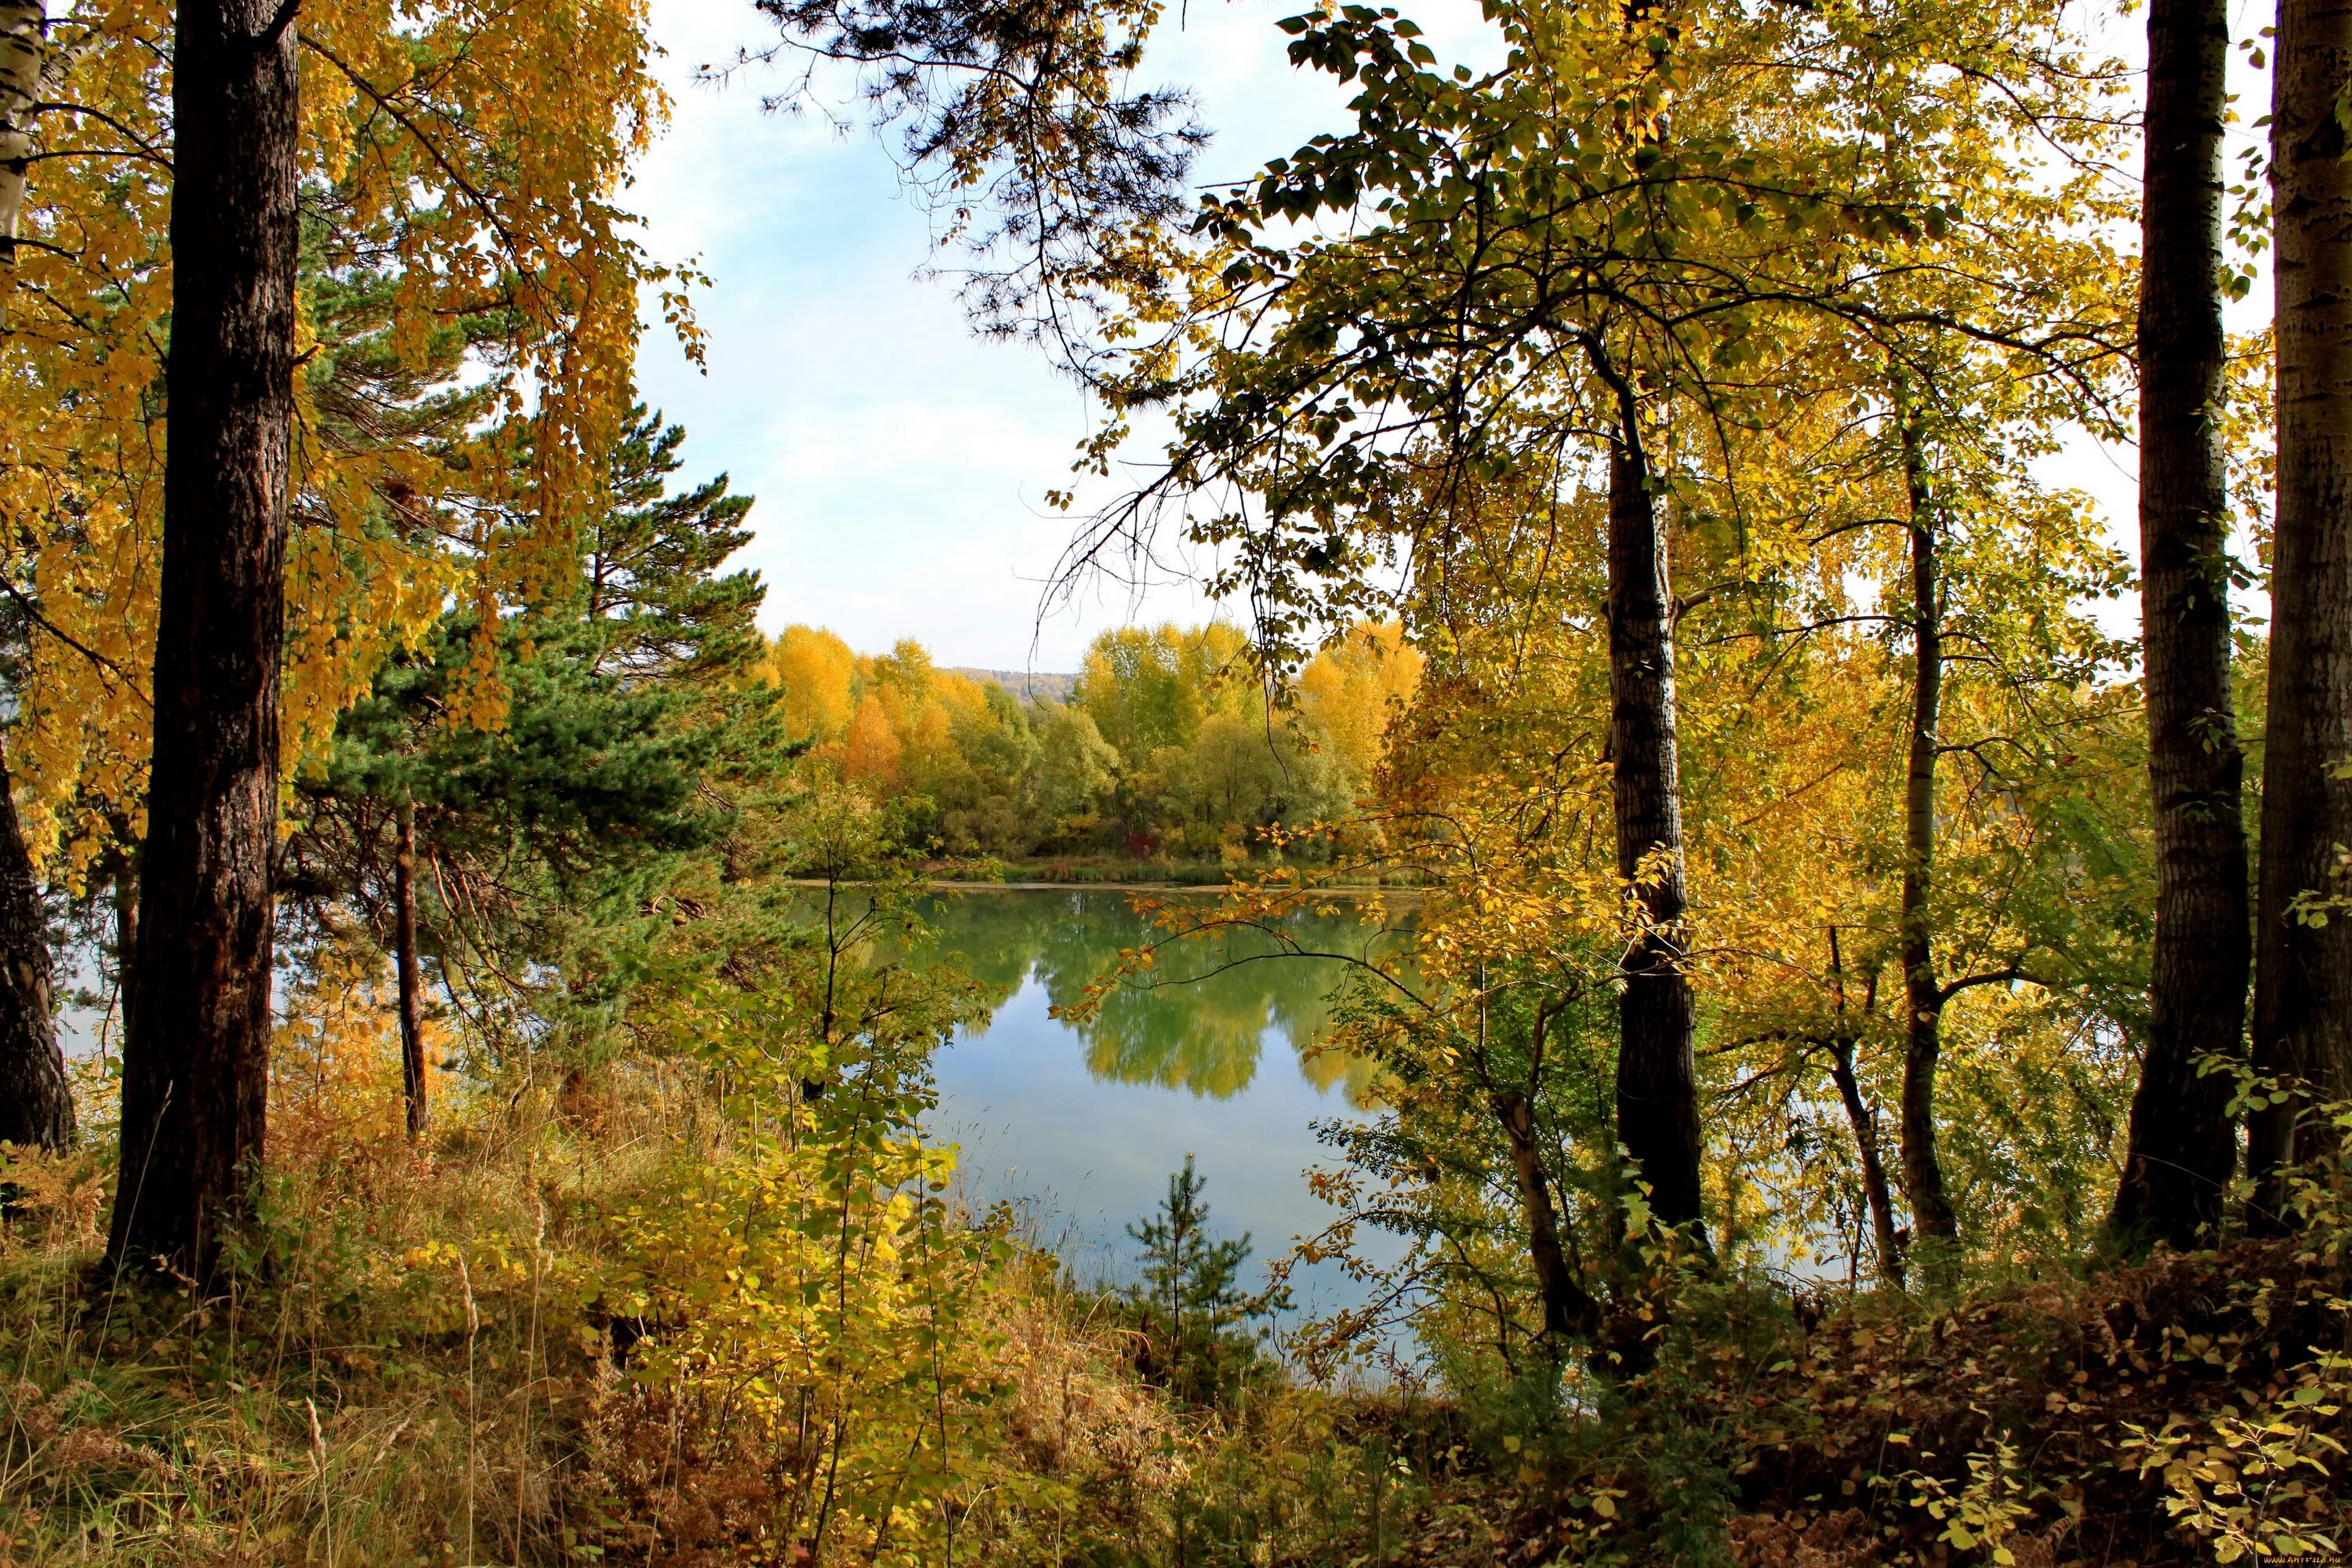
[0, 1038, 1444, 1566]
[1401, 1210, 2352, 1567]
[4, 989, 2346, 1566]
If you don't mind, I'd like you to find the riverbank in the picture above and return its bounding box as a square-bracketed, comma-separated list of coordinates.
[919, 856, 1428, 891]
[782, 862, 1427, 895]
[0, 1060, 1443, 1566]
[5, 904, 2328, 1566]
[8, 1095, 2318, 1568]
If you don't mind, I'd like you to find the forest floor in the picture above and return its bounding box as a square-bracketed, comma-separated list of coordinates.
[1369, 1236, 2351, 1568]
[1, 1071, 2343, 1566]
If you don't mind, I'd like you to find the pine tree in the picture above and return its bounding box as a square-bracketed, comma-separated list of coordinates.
[2248, 0, 2352, 1225]
[281, 419, 770, 1134]
[111, 0, 301, 1282]
[581, 407, 763, 684]
[1126, 1155, 1265, 1403]
[2112, 0, 2246, 1249]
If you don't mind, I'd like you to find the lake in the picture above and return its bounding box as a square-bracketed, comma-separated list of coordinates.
[915, 887, 1414, 1321]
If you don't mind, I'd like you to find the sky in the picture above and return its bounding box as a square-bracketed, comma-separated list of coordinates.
[626, 0, 2278, 672]
[626, 0, 1499, 672]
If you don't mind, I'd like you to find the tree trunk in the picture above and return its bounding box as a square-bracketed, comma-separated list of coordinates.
[1821, 930, 1901, 1284]
[1894, 405, 1958, 1246]
[1605, 419, 1705, 1238]
[105, 0, 298, 1283]
[2114, 0, 2248, 1248]
[395, 793, 426, 1140]
[0, 746, 69, 1152]
[1825, 1039, 1903, 1288]
[0, 0, 42, 274]
[2249, 0, 2352, 1228]
[1494, 1088, 1602, 1341]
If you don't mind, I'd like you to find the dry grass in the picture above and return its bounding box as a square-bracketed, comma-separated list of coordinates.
[0, 1037, 724, 1566]
[0, 1044, 1402, 1567]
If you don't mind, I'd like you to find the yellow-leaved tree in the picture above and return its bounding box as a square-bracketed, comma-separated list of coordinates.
[9, 0, 1210, 1272]
[1298, 621, 1421, 792]
[2, 0, 670, 869]
[0, 0, 675, 1268]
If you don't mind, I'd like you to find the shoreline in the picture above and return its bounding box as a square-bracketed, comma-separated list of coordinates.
[784, 876, 1421, 896]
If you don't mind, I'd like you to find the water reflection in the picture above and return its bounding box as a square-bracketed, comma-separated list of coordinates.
[918, 890, 1405, 1103]
[909, 887, 1415, 1312]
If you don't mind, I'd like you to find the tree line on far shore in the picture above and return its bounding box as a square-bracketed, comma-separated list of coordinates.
[764, 620, 1419, 867]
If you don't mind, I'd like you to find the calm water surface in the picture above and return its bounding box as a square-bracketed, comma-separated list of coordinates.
[916, 888, 1412, 1317]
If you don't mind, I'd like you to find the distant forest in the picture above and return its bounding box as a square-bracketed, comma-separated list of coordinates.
[946, 666, 1077, 703]
[763, 622, 1418, 867]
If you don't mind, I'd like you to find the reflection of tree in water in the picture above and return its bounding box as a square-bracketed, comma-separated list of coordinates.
[918, 891, 1401, 1104]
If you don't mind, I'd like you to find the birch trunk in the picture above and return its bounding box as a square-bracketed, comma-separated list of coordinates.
[1606, 422, 1705, 1238]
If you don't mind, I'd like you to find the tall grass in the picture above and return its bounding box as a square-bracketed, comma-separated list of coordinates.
[0, 978, 1443, 1566]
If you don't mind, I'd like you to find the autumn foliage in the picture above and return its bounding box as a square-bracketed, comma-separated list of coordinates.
[1, 0, 2349, 1550]
[768, 620, 1418, 866]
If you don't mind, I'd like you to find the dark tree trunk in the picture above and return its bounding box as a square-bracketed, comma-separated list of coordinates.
[105, 0, 298, 1283]
[395, 794, 426, 1140]
[1894, 406, 1958, 1247]
[1494, 1088, 1602, 1342]
[1605, 419, 1705, 1238]
[2249, 0, 2352, 1228]
[1822, 928, 1901, 1285]
[1825, 1039, 1903, 1287]
[2114, 0, 2248, 1248]
[0, 747, 69, 1152]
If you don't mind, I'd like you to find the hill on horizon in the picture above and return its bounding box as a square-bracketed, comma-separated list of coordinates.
[949, 667, 1078, 702]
